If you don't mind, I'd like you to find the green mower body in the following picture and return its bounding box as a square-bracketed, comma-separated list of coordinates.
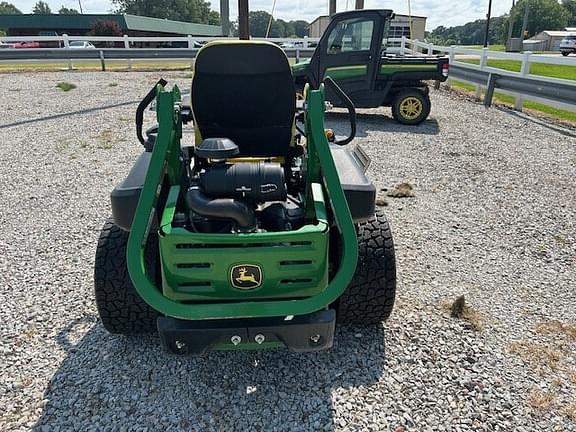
[95, 41, 396, 354]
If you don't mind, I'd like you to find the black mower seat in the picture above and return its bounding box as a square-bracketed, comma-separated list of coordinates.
[191, 41, 296, 158]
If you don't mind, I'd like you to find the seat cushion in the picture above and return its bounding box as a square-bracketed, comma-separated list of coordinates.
[191, 41, 296, 158]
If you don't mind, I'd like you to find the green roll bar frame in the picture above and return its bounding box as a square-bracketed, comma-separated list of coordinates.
[126, 83, 358, 320]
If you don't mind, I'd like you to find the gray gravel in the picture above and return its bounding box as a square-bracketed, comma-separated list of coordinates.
[0, 71, 575, 432]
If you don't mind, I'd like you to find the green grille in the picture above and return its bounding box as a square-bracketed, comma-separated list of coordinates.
[158, 185, 329, 302]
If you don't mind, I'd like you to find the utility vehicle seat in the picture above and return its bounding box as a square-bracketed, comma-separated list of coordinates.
[191, 41, 296, 158]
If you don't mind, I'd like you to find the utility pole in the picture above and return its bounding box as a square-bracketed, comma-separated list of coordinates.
[355, 0, 364, 9]
[329, 0, 337, 16]
[483, 0, 493, 47]
[220, 0, 230, 36]
[238, 0, 249, 40]
[78, 0, 83, 14]
[520, 1, 530, 46]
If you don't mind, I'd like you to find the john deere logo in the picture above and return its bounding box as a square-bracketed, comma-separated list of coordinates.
[230, 264, 262, 290]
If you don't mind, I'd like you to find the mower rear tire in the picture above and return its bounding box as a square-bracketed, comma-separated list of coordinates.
[337, 210, 396, 325]
[94, 219, 159, 334]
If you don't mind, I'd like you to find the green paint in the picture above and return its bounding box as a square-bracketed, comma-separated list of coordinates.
[126, 83, 358, 321]
[379, 64, 438, 75]
[325, 65, 367, 80]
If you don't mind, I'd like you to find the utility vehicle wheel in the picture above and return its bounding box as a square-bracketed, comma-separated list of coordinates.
[391, 89, 431, 125]
[337, 210, 396, 325]
[94, 220, 159, 334]
[561, 51, 569, 57]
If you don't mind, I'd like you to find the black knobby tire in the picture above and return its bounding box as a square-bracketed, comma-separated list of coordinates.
[391, 88, 431, 125]
[337, 210, 397, 325]
[94, 219, 159, 334]
[561, 51, 569, 57]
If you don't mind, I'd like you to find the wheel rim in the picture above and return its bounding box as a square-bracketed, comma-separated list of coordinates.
[399, 96, 423, 120]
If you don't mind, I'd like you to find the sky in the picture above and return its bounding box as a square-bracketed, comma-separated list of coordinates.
[12, 0, 515, 30]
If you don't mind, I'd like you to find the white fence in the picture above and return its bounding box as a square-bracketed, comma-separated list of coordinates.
[401, 37, 576, 112]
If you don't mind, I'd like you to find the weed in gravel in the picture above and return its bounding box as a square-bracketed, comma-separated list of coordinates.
[56, 82, 76, 92]
[444, 296, 485, 331]
[564, 404, 576, 421]
[527, 391, 555, 412]
[510, 341, 562, 372]
[537, 320, 576, 341]
[97, 129, 114, 150]
[384, 182, 415, 198]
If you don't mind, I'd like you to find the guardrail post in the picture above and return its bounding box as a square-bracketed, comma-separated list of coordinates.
[187, 35, 194, 69]
[428, 42, 434, 56]
[63, 33, 72, 70]
[400, 36, 406, 55]
[124, 35, 132, 70]
[475, 47, 488, 100]
[484, 73, 498, 107]
[99, 50, 106, 72]
[515, 51, 531, 111]
[296, 47, 300, 63]
[446, 45, 455, 89]
[303, 36, 309, 49]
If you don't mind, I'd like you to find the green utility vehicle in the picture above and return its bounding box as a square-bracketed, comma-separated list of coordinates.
[94, 40, 396, 355]
[292, 9, 449, 124]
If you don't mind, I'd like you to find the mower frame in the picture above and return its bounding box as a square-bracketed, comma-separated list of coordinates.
[126, 82, 359, 321]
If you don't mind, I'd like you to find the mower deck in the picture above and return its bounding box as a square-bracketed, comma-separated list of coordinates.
[157, 309, 336, 354]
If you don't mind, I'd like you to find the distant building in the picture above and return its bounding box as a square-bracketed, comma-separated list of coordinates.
[528, 30, 573, 51]
[0, 14, 222, 40]
[309, 13, 427, 43]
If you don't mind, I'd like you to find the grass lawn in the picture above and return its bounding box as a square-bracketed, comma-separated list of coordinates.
[458, 58, 576, 81]
[450, 79, 576, 123]
[463, 44, 506, 52]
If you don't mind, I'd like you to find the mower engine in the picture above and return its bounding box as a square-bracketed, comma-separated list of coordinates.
[184, 138, 305, 233]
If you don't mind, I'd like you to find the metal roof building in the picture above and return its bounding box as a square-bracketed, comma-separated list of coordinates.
[0, 14, 222, 37]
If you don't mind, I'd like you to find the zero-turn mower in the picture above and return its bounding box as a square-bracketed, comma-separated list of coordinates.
[94, 40, 396, 354]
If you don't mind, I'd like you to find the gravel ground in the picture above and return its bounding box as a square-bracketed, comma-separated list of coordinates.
[0, 71, 575, 432]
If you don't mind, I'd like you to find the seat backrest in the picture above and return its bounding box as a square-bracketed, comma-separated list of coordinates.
[191, 41, 296, 158]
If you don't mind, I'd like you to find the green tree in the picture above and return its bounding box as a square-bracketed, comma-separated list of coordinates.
[509, 0, 569, 37]
[0, 2, 21, 14]
[562, 0, 576, 23]
[249, 10, 272, 37]
[32, 1, 52, 14]
[291, 20, 309, 37]
[59, 6, 80, 14]
[112, 0, 219, 25]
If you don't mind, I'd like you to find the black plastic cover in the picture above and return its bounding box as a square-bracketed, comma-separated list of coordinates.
[195, 137, 239, 159]
[330, 145, 376, 223]
[110, 152, 156, 231]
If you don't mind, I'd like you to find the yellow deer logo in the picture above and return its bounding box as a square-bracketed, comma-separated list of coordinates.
[236, 267, 258, 284]
[230, 264, 262, 289]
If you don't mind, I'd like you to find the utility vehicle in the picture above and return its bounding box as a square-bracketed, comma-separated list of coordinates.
[560, 34, 576, 56]
[94, 39, 396, 355]
[292, 9, 449, 124]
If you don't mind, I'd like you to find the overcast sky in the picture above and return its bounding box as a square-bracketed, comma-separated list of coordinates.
[13, 0, 514, 30]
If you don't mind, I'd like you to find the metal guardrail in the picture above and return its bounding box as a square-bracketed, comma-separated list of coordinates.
[449, 63, 576, 112]
[401, 37, 576, 112]
[0, 47, 315, 61]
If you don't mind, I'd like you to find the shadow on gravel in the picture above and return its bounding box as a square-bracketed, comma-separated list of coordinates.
[0, 100, 139, 130]
[325, 111, 440, 138]
[33, 319, 386, 431]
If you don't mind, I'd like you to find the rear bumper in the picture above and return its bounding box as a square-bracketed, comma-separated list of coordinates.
[157, 309, 336, 355]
